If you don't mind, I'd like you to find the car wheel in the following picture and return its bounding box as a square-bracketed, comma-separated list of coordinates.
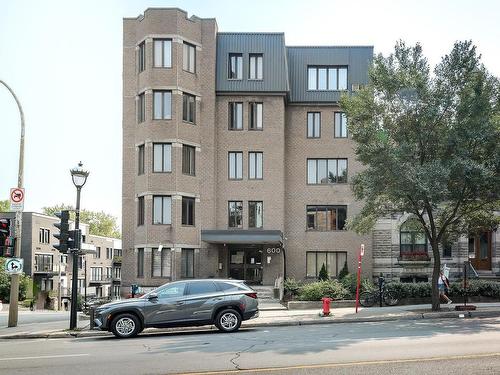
[215, 308, 242, 333]
[111, 313, 140, 338]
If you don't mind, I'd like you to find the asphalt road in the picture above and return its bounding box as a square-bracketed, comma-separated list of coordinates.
[1, 317, 499, 375]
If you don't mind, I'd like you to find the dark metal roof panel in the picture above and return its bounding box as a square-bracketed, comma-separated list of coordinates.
[286, 46, 373, 103]
[216, 33, 288, 93]
[201, 230, 282, 244]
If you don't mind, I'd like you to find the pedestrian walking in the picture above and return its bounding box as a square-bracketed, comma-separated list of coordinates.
[438, 270, 452, 305]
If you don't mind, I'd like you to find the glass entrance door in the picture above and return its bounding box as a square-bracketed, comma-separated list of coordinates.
[469, 232, 492, 270]
[229, 247, 263, 284]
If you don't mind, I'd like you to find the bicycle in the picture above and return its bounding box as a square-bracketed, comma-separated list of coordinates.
[359, 288, 399, 307]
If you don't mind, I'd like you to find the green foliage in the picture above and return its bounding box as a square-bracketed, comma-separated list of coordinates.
[340, 273, 376, 298]
[0, 258, 31, 302]
[338, 261, 349, 280]
[340, 40, 500, 310]
[298, 280, 349, 301]
[318, 263, 329, 281]
[284, 278, 303, 296]
[385, 280, 500, 299]
[0, 200, 9, 212]
[42, 204, 120, 238]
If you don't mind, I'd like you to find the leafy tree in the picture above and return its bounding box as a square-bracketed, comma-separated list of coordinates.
[0, 200, 9, 212]
[0, 258, 31, 302]
[318, 263, 329, 281]
[341, 41, 500, 311]
[42, 204, 120, 238]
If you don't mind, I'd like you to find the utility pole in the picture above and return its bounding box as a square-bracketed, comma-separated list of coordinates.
[1, 80, 25, 328]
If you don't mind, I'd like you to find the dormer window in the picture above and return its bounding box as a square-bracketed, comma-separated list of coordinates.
[249, 54, 263, 79]
[228, 53, 243, 79]
[308, 66, 348, 91]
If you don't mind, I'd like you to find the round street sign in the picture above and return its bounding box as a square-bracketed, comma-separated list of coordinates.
[10, 188, 24, 203]
[5, 258, 24, 274]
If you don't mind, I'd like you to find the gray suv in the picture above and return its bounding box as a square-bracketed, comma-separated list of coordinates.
[93, 279, 259, 338]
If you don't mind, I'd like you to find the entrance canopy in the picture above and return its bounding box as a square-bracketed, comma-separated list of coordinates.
[201, 230, 282, 244]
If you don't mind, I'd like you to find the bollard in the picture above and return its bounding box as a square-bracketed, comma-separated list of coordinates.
[321, 297, 332, 316]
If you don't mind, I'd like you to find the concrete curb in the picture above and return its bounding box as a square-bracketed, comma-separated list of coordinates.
[2, 309, 499, 340]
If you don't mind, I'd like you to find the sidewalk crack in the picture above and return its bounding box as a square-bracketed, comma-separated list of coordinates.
[230, 340, 268, 370]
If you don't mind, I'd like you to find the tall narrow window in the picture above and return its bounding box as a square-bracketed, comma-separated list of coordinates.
[182, 197, 195, 226]
[228, 201, 243, 228]
[182, 93, 196, 123]
[183, 42, 196, 73]
[137, 196, 144, 226]
[228, 53, 243, 79]
[138, 42, 145, 73]
[229, 102, 243, 130]
[153, 143, 172, 173]
[152, 247, 171, 277]
[249, 201, 263, 228]
[249, 152, 263, 179]
[182, 145, 196, 176]
[249, 54, 263, 79]
[153, 91, 172, 120]
[228, 152, 243, 180]
[249, 102, 263, 130]
[153, 196, 171, 225]
[181, 249, 194, 278]
[138, 144, 144, 175]
[334, 112, 348, 138]
[153, 39, 172, 68]
[307, 112, 321, 138]
[137, 248, 144, 277]
[137, 93, 145, 123]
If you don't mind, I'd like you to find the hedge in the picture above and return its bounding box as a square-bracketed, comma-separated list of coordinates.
[298, 280, 349, 301]
[385, 280, 500, 299]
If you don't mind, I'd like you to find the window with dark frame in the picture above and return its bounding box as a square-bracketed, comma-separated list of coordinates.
[153, 90, 172, 120]
[137, 196, 144, 226]
[182, 197, 195, 226]
[307, 158, 348, 184]
[443, 241, 452, 258]
[307, 66, 348, 91]
[249, 102, 263, 130]
[152, 247, 170, 278]
[95, 246, 101, 259]
[137, 93, 145, 123]
[306, 205, 347, 231]
[228, 201, 243, 228]
[182, 93, 196, 123]
[137, 248, 144, 277]
[249, 54, 263, 79]
[400, 220, 428, 257]
[153, 196, 172, 225]
[248, 201, 263, 228]
[153, 143, 172, 173]
[181, 249, 195, 278]
[183, 42, 196, 73]
[228, 152, 243, 180]
[249, 152, 263, 179]
[138, 42, 145, 73]
[306, 251, 347, 278]
[182, 145, 196, 176]
[106, 248, 113, 259]
[228, 53, 243, 79]
[39, 228, 50, 244]
[153, 39, 172, 68]
[138, 144, 144, 175]
[334, 112, 348, 138]
[307, 112, 321, 138]
[229, 102, 243, 130]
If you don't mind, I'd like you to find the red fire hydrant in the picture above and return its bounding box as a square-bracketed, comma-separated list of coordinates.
[321, 297, 332, 316]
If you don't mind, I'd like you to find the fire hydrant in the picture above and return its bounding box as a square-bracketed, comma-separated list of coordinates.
[321, 297, 332, 316]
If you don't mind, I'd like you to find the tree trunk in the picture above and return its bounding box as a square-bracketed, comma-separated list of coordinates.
[431, 239, 441, 311]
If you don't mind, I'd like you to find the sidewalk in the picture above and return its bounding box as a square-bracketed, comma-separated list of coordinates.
[1, 302, 500, 339]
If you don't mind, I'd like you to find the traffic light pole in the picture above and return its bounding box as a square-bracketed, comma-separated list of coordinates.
[70, 187, 81, 330]
[1, 80, 25, 328]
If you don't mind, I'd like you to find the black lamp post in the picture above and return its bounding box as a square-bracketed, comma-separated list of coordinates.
[69, 162, 89, 330]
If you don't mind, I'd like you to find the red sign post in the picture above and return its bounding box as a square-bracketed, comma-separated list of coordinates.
[355, 244, 365, 313]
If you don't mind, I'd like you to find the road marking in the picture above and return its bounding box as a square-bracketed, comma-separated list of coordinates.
[0, 354, 89, 362]
[175, 352, 500, 374]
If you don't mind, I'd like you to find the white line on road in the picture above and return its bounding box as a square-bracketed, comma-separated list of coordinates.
[0, 354, 89, 361]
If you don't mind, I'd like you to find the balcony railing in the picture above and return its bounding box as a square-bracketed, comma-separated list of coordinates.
[34, 263, 54, 273]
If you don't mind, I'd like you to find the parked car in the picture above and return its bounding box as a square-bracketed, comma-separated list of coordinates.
[93, 279, 259, 338]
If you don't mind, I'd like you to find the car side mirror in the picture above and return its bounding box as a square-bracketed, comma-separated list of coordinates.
[148, 293, 158, 300]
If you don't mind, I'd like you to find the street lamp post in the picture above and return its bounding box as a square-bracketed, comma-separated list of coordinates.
[1, 80, 25, 328]
[69, 162, 89, 330]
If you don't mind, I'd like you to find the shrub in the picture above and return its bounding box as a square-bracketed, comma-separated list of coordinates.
[340, 273, 376, 299]
[385, 280, 500, 299]
[338, 261, 349, 280]
[318, 264, 329, 281]
[298, 280, 349, 301]
[284, 278, 302, 297]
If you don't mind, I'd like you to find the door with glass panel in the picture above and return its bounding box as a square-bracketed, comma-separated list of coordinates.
[229, 247, 263, 284]
[469, 232, 492, 270]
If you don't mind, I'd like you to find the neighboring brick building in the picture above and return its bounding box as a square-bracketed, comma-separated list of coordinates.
[122, 7, 373, 293]
[0, 212, 122, 309]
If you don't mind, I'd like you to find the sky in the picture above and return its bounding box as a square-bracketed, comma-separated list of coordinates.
[1, 0, 499, 227]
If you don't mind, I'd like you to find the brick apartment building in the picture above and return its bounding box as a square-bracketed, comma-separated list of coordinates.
[121, 7, 373, 294]
[0, 212, 122, 309]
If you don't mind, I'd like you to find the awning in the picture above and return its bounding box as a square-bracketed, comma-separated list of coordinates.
[201, 230, 282, 244]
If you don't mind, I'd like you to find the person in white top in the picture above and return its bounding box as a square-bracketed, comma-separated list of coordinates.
[438, 271, 452, 305]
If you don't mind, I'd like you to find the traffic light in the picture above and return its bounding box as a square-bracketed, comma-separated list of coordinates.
[53, 210, 70, 253]
[0, 218, 15, 257]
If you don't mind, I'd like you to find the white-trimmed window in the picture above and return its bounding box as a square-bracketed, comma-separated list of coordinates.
[153, 143, 172, 173]
[153, 91, 172, 120]
[334, 112, 348, 138]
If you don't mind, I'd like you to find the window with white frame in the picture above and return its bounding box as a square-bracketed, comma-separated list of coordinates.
[153, 143, 172, 173]
[249, 54, 263, 79]
[308, 66, 348, 91]
[153, 196, 172, 225]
